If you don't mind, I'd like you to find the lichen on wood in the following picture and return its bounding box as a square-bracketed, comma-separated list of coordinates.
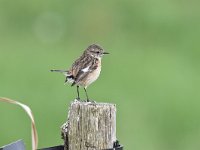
[61, 100, 116, 150]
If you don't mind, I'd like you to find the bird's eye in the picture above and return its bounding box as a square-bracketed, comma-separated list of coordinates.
[96, 51, 100, 54]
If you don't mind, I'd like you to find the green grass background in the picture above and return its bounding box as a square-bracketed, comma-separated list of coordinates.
[1, 0, 200, 150]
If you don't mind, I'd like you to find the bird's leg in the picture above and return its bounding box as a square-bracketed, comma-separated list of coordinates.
[76, 86, 80, 100]
[84, 87, 89, 102]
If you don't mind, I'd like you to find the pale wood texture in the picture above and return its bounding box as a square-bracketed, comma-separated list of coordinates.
[61, 100, 116, 150]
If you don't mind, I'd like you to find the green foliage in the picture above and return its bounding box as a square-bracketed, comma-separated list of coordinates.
[1, 0, 200, 149]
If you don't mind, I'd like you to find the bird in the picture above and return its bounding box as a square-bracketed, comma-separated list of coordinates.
[51, 44, 109, 102]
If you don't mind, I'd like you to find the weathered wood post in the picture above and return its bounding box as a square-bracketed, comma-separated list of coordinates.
[61, 100, 117, 150]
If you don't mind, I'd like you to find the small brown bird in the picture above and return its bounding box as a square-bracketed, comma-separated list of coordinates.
[51, 44, 109, 101]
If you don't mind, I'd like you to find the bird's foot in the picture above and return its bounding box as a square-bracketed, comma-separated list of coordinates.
[75, 97, 81, 102]
[84, 99, 96, 103]
[74, 98, 96, 103]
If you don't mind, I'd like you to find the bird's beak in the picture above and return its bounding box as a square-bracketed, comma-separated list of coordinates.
[103, 52, 109, 54]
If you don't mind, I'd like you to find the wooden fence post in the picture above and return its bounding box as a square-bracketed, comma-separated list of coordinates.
[61, 100, 116, 150]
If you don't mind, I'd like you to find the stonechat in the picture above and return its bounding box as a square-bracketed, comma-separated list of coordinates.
[51, 44, 109, 101]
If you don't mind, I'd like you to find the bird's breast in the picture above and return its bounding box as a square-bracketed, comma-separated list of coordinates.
[84, 65, 101, 87]
[80, 59, 101, 87]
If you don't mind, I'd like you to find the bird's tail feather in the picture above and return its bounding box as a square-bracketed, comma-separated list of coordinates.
[51, 69, 74, 83]
[50, 69, 66, 73]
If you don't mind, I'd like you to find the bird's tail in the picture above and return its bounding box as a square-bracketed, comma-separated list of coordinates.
[51, 69, 74, 83]
[50, 69, 66, 73]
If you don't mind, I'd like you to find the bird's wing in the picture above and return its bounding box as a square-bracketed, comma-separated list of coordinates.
[70, 53, 91, 76]
[71, 56, 98, 86]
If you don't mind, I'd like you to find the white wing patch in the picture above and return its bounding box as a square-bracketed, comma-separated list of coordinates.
[82, 66, 90, 73]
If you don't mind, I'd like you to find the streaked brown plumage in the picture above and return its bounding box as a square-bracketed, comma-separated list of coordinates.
[51, 44, 109, 101]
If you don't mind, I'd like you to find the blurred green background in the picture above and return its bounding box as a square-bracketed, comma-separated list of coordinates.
[1, 0, 200, 149]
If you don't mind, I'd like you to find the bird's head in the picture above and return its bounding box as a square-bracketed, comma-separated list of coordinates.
[85, 44, 109, 58]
